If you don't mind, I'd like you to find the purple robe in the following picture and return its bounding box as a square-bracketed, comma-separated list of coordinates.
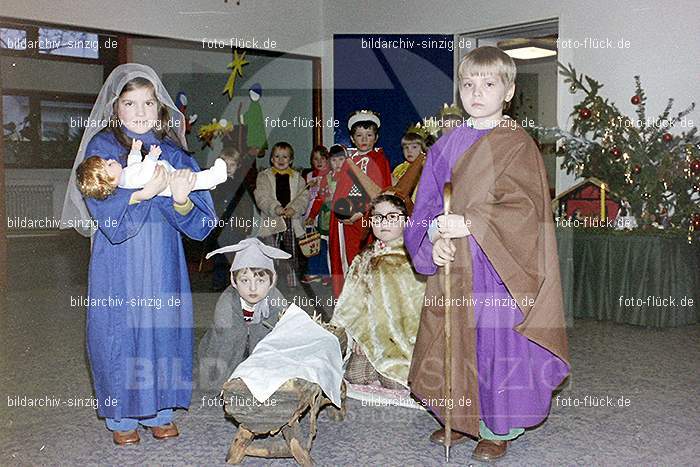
[405, 124, 490, 276]
[405, 125, 569, 434]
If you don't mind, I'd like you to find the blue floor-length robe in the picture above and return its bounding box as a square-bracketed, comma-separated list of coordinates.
[84, 129, 216, 420]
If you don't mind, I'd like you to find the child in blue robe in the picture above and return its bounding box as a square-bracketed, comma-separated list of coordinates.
[61, 64, 216, 445]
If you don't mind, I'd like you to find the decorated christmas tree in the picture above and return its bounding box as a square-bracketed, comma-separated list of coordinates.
[541, 63, 700, 236]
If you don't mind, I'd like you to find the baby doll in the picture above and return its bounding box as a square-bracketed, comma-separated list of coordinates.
[76, 138, 227, 200]
[198, 238, 291, 392]
[331, 191, 426, 390]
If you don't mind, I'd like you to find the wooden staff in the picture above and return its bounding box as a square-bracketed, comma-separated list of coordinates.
[442, 182, 453, 462]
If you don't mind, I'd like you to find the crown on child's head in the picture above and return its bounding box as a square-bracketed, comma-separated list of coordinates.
[405, 122, 429, 141]
[420, 117, 441, 139]
[440, 102, 464, 119]
[348, 109, 381, 131]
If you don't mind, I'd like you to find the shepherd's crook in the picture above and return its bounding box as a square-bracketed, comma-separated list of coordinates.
[442, 182, 453, 462]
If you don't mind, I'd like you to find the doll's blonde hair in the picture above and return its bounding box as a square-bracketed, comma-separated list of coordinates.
[458, 46, 516, 88]
[76, 156, 118, 200]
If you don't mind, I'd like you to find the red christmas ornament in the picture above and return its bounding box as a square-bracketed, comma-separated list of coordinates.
[578, 108, 592, 120]
[692, 214, 700, 230]
[611, 147, 622, 158]
[662, 133, 672, 143]
[631, 95, 641, 105]
[690, 159, 700, 174]
[632, 164, 641, 174]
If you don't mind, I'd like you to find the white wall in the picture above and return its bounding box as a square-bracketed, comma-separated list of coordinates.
[321, 0, 700, 193]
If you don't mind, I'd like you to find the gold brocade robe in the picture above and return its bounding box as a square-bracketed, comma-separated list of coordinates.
[331, 237, 426, 385]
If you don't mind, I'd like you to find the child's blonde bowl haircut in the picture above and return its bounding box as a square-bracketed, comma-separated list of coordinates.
[76, 156, 118, 200]
[401, 132, 427, 153]
[458, 46, 517, 88]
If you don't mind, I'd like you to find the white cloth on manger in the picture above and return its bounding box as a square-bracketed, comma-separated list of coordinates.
[229, 304, 344, 407]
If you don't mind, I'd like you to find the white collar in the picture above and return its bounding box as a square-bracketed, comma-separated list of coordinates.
[237, 295, 272, 324]
[240, 297, 255, 311]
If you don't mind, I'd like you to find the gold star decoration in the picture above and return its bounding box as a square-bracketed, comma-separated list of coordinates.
[223, 49, 249, 100]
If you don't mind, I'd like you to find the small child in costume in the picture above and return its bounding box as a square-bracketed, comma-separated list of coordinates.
[392, 129, 427, 183]
[392, 127, 428, 204]
[404, 46, 570, 462]
[332, 156, 425, 389]
[332, 191, 426, 390]
[198, 238, 291, 392]
[329, 110, 392, 297]
[306, 145, 347, 286]
[254, 142, 309, 288]
[301, 145, 331, 284]
[76, 138, 227, 199]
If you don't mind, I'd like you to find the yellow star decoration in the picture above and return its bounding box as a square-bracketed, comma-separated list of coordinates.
[223, 49, 249, 99]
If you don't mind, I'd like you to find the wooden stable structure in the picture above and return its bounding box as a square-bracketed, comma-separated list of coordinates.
[552, 177, 622, 220]
[222, 325, 348, 466]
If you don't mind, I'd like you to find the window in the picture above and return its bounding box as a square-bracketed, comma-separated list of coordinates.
[0, 22, 116, 62]
[2, 95, 31, 166]
[0, 27, 28, 50]
[2, 94, 95, 168]
[38, 28, 100, 59]
[40, 100, 93, 167]
[1, 20, 120, 168]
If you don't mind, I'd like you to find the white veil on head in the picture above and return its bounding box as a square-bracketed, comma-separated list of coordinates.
[60, 63, 188, 237]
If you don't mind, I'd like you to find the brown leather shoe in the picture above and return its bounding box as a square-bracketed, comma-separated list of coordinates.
[472, 439, 508, 461]
[112, 430, 140, 445]
[150, 422, 179, 439]
[429, 427, 469, 446]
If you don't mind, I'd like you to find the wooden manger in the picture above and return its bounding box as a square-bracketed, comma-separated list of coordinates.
[222, 324, 348, 466]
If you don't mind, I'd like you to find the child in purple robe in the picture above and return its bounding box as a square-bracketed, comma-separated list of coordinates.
[404, 46, 570, 462]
